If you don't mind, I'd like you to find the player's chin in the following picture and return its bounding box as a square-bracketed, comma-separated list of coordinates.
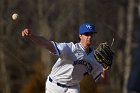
[86, 42, 91, 46]
[86, 40, 92, 46]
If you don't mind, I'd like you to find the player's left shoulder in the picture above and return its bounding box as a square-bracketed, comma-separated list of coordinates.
[89, 46, 94, 54]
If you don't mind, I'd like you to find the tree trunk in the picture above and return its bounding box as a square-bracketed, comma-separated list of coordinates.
[115, 4, 125, 93]
[38, 0, 52, 75]
[123, 0, 134, 93]
[138, 1, 140, 18]
[0, 44, 11, 93]
[0, 0, 11, 92]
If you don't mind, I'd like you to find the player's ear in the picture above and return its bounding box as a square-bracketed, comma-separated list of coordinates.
[79, 34, 82, 39]
[79, 35, 82, 40]
[79, 34, 82, 38]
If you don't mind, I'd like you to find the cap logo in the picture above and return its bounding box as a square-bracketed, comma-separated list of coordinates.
[86, 25, 92, 29]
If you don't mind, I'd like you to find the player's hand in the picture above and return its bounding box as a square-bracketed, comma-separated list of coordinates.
[21, 28, 31, 37]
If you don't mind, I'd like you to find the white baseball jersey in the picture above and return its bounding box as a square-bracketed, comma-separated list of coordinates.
[49, 42, 103, 86]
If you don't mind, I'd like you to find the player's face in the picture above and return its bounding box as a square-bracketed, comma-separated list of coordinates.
[79, 32, 95, 48]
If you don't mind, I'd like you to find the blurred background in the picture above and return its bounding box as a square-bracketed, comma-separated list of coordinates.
[0, 0, 140, 93]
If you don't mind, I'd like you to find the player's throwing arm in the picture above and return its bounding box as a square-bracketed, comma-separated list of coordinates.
[21, 29, 56, 53]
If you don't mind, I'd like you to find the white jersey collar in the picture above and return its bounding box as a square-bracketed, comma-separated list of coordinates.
[78, 43, 93, 54]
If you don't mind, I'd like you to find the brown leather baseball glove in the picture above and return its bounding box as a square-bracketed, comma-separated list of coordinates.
[94, 42, 114, 69]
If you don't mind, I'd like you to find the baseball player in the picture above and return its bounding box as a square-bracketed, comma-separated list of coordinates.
[21, 23, 107, 93]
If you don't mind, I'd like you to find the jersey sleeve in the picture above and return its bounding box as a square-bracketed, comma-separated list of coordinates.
[52, 41, 74, 57]
[90, 58, 103, 82]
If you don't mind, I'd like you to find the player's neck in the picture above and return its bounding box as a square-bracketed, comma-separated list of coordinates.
[80, 42, 90, 53]
[80, 42, 90, 49]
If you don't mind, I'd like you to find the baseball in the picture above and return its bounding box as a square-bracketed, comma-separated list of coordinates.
[12, 13, 18, 20]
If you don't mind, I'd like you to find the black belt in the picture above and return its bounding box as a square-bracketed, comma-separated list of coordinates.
[49, 77, 71, 88]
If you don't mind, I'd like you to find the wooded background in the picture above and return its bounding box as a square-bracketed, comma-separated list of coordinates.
[0, 0, 140, 93]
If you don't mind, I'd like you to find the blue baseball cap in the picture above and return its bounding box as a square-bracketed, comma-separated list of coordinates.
[79, 23, 96, 34]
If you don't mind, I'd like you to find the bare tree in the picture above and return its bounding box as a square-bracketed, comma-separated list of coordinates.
[123, 0, 134, 93]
